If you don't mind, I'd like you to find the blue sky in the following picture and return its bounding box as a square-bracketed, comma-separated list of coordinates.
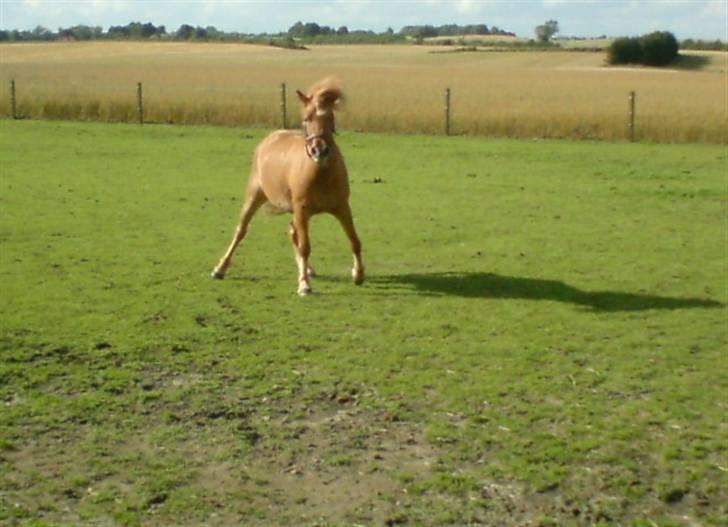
[1, 0, 726, 40]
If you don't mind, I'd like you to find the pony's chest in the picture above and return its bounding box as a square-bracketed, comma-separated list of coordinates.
[295, 168, 349, 212]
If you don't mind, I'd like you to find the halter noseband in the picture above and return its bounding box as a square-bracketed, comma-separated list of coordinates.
[304, 132, 327, 161]
[304, 132, 326, 143]
[303, 117, 335, 162]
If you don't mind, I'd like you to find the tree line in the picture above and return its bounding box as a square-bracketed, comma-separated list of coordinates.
[1, 22, 218, 42]
[2, 21, 724, 52]
[398, 24, 514, 38]
[0, 21, 515, 43]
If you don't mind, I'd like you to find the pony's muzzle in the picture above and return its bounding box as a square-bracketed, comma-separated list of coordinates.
[311, 143, 329, 162]
[313, 146, 329, 163]
[306, 136, 330, 163]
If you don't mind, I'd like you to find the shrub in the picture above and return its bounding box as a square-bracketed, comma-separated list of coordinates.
[607, 37, 642, 64]
[607, 31, 679, 67]
[639, 31, 679, 66]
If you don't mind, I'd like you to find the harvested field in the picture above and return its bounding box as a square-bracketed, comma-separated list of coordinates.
[0, 42, 725, 142]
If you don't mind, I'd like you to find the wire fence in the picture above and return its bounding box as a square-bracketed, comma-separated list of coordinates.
[4, 79, 718, 144]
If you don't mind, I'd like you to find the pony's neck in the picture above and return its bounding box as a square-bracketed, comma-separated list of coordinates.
[324, 121, 337, 142]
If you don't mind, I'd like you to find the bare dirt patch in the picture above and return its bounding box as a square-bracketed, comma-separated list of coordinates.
[231, 405, 438, 525]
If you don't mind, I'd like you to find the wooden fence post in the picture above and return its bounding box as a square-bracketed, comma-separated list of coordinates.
[137, 82, 144, 125]
[10, 79, 17, 120]
[628, 90, 636, 142]
[444, 87, 451, 136]
[280, 82, 288, 129]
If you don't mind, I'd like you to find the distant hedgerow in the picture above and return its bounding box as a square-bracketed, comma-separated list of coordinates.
[608, 31, 679, 67]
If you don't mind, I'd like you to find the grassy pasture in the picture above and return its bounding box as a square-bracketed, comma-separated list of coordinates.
[1, 119, 727, 526]
[0, 42, 726, 143]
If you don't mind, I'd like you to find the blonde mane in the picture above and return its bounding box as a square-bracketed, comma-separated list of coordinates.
[306, 77, 344, 112]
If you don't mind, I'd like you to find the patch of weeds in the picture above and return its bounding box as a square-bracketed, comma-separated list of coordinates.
[110, 508, 143, 527]
[417, 472, 480, 497]
[425, 421, 460, 446]
[659, 486, 688, 504]
[384, 512, 409, 526]
[0, 438, 17, 451]
[533, 516, 560, 527]
[327, 454, 354, 467]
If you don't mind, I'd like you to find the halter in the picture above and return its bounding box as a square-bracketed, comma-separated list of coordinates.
[303, 132, 326, 161]
[303, 115, 335, 162]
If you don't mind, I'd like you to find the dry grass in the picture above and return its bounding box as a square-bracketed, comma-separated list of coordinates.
[0, 42, 725, 142]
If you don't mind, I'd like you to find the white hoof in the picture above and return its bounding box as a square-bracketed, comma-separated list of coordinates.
[352, 267, 365, 286]
[211, 269, 225, 280]
[298, 285, 313, 296]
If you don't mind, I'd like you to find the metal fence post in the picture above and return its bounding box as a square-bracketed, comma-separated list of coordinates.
[444, 87, 451, 136]
[281, 82, 288, 129]
[137, 82, 144, 125]
[10, 79, 17, 120]
[628, 90, 636, 142]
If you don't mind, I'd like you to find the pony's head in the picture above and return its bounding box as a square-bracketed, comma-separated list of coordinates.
[296, 78, 343, 163]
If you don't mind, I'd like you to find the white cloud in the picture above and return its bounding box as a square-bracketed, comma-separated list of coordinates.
[455, 0, 478, 14]
[543, 0, 596, 6]
[21, 0, 44, 9]
[88, 0, 132, 15]
[700, 0, 727, 18]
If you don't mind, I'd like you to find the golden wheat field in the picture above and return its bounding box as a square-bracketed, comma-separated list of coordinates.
[0, 42, 726, 142]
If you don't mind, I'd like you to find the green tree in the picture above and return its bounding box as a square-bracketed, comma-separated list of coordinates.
[639, 31, 678, 66]
[535, 20, 559, 42]
[607, 31, 679, 66]
[176, 24, 195, 40]
[607, 37, 642, 64]
[31, 25, 53, 41]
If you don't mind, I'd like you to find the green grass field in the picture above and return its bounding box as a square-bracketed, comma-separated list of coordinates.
[1, 120, 726, 526]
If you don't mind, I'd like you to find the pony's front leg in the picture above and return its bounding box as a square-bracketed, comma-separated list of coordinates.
[334, 204, 365, 285]
[211, 191, 265, 279]
[288, 222, 316, 278]
[291, 207, 313, 296]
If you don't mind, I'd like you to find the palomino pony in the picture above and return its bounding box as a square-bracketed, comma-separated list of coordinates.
[211, 78, 365, 296]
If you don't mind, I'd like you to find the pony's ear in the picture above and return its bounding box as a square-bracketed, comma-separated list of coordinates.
[296, 90, 312, 105]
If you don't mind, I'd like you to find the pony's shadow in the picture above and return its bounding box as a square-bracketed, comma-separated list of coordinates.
[371, 272, 723, 312]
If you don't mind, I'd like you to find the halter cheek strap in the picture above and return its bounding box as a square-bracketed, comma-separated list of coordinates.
[305, 133, 323, 160]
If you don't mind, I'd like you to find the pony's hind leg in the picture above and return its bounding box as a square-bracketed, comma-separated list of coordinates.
[333, 204, 365, 285]
[211, 191, 266, 279]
